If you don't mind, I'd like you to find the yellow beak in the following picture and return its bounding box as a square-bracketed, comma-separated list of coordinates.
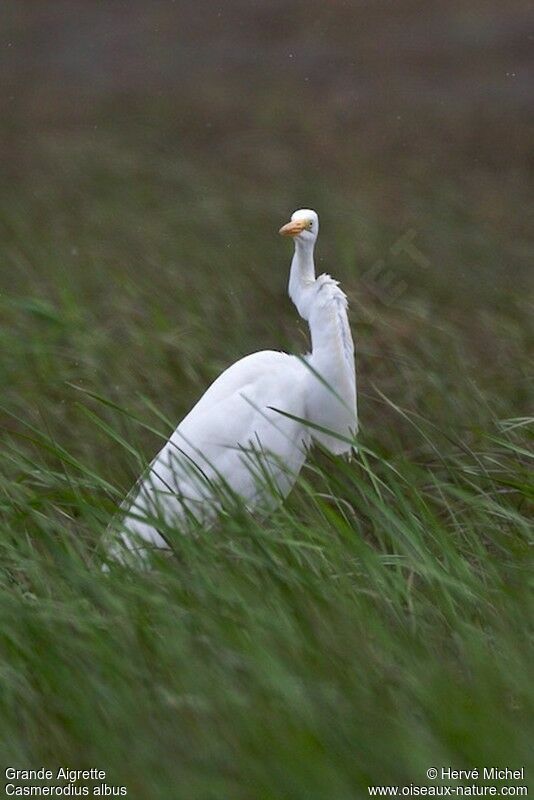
[279, 219, 307, 237]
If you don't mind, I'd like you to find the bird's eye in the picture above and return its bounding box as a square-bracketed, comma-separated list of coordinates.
[307, 221, 313, 229]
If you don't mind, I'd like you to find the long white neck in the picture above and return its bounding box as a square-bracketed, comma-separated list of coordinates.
[288, 236, 358, 454]
[288, 238, 316, 320]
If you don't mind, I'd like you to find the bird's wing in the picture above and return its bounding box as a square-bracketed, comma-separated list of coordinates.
[121, 351, 310, 546]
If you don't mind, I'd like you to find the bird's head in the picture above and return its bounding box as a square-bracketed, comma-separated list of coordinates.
[279, 209, 319, 243]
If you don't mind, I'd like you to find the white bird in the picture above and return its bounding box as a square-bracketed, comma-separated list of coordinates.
[112, 209, 357, 560]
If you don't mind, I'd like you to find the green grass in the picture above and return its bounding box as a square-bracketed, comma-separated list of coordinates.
[0, 122, 532, 798]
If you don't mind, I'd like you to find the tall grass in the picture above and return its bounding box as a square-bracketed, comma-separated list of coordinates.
[0, 126, 532, 798]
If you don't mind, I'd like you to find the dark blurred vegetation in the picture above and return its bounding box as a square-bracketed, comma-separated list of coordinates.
[1, 2, 532, 452]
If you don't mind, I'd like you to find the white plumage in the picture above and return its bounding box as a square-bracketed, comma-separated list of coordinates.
[112, 209, 357, 559]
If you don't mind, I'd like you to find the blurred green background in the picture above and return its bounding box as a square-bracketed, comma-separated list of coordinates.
[0, 3, 532, 798]
[1, 1, 532, 459]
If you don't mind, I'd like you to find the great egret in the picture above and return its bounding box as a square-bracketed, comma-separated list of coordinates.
[113, 208, 357, 559]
